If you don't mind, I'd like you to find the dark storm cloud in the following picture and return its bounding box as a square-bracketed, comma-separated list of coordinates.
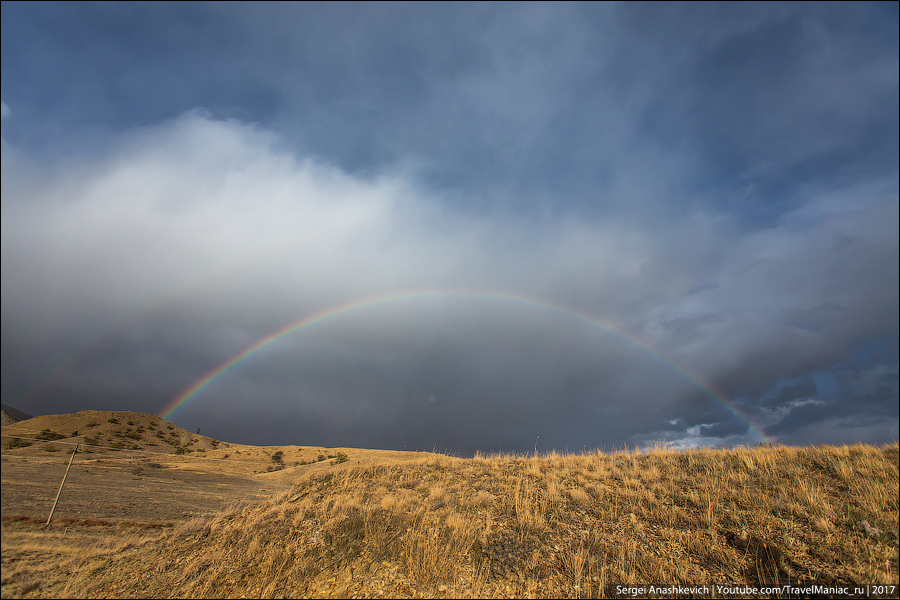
[2, 3, 897, 451]
[764, 379, 899, 442]
[763, 345, 899, 443]
[760, 379, 818, 409]
[2, 110, 896, 451]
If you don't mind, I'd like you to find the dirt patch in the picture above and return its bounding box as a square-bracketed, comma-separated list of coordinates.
[1, 451, 288, 524]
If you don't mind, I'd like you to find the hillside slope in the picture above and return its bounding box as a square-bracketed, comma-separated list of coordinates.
[8, 442, 896, 598]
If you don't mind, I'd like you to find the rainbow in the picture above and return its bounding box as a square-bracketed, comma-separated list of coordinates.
[159, 289, 769, 443]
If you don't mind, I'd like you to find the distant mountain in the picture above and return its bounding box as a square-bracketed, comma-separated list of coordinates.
[1, 403, 34, 426]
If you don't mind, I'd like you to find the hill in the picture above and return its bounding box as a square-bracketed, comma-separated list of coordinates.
[1, 410, 432, 525]
[2, 411, 898, 598]
[1, 409, 221, 455]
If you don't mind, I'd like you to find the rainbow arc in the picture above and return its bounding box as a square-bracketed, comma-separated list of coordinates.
[159, 289, 768, 443]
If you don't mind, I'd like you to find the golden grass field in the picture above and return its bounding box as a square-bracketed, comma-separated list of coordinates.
[1, 411, 898, 598]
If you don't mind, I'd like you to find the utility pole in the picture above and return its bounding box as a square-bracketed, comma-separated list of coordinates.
[46, 444, 78, 526]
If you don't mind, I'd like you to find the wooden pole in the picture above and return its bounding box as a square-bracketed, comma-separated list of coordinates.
[46, 444, 78, 526]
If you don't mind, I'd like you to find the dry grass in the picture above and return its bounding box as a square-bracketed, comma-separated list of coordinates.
[3, 442, 898, 598]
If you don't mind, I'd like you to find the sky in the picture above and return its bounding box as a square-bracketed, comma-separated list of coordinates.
[2, 2, 897, 454]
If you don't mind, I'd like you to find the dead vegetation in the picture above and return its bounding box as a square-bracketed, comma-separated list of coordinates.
[4, 440, 897, 598]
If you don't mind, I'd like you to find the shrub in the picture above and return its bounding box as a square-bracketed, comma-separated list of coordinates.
[108, 418, 119, 424]
[86, 421, 100, 428]
[71, 430, 79, 437]
[42, 444, 58, 452]
[6, 437, 32, 449]
[317, 454, 326, 462]
[332, 452, 349, 465]
[37, 429, 66, 441]
[272, 450, 284, 464]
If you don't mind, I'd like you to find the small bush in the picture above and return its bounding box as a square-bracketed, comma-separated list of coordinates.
[6, 437, 32, 449]
[86, 421, 100, 428]
[332, 452, 349, 465]
[71, 430, 79, 437]
[317, 454, 326, 462]
[108, 418, 119, 424]
[272, 450, 284, 464]
[37, 429, 66, 441]
[42, 443, 58, 452]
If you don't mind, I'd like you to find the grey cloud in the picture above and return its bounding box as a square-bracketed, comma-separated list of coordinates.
[761, 379, 818, 409]
[1, 3, 896, 451]
[4, 4, 895, 223]
[3, 113, 898, 450]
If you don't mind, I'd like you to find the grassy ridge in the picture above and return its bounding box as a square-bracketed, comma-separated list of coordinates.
[38, 442, 897, 598]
